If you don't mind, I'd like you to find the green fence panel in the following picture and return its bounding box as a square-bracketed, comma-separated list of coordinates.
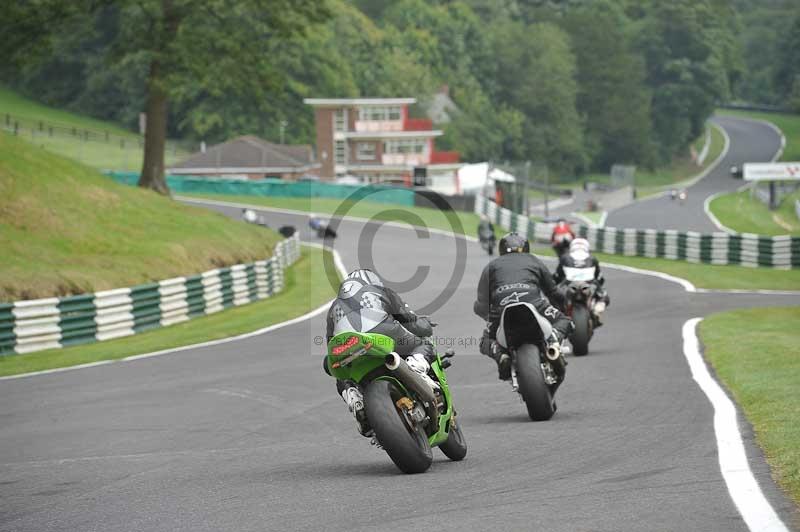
[58, 294, 96, 347]
[106, 172, 415, 206]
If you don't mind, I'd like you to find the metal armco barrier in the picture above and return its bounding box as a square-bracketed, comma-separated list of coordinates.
[0, 235, 301, 356]
[475, 195, 800, 269]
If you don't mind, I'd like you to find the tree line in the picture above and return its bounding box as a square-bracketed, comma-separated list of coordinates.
[2, 0, 798, 193]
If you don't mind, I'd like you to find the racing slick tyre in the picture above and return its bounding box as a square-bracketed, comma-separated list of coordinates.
[365, 379, 432, 474]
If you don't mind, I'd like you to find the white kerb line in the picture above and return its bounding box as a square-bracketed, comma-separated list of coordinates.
[682, 318, 789, 532]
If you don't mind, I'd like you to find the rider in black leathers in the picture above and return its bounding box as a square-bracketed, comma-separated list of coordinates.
[552, 238, 610, 320]
[474, 233, 573, 380]
[324, 268, 435, 435]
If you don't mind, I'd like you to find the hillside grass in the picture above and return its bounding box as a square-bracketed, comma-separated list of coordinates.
[709, 189, 800, 236]
[0, 246, 338, 377]
[699, 307, 800, 505]
[0, 132, 279, 301]
[717, 108, 800, 161]
[0, 86, 187, 170]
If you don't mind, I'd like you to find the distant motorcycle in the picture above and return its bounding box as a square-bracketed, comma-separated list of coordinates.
[560, 266, 606, 357]
[496, 296, 566, 421]
[479, 227, 495, 255]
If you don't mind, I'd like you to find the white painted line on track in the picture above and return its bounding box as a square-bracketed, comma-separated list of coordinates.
[0, 244, 348, 381]
[682, 318, 789, 532]
[601, 262, 697, 292]
[704, 191, 736, 234]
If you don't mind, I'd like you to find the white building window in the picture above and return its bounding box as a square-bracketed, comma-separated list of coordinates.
[356, 142, 376, 161]
[334, 109, 347, 132]
[383, 138, 427, 154]
[358, 106, 402, 121]
[334, 140, 347, 164]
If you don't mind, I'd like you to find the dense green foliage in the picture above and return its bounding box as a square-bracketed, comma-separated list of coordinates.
[5, 0, 789, 176]
[732, 0, 800, 109]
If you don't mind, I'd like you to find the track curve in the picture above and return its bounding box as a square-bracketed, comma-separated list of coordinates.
[1, 201, 797, 531]
[606, 115, 783, 232]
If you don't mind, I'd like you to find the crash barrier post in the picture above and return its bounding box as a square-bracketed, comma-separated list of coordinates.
[0, 234, 301, 356]
[106, 172, 416, 206]
[474, 195, 799, 269]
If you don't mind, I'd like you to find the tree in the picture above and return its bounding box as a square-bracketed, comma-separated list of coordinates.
[3, 0, 330, 194]
[561, 1, 654, 170]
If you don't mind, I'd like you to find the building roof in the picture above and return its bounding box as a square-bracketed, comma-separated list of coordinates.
[304, 98, 416, 106]
[169, 136, 317, 173]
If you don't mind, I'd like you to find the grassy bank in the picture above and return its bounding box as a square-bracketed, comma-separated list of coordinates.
[699, 307, 800, 505]
[0, 247, 338, 377]
[0, 87, 187, 169]
[717, 108, 800, 161]
[709, 190, 800, 236]
[0, 132, 279, 300]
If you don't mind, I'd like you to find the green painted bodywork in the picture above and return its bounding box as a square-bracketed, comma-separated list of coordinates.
[326, 331, 455, 448]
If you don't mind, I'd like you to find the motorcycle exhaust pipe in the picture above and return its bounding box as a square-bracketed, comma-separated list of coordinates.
[545, 343, 561, 361]
[385, 353, 438, 407]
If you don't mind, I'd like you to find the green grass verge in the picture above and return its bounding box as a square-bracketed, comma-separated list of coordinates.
[0, 132, 279, 300]
[0, 247, 337, 377]
[574, 211, 604, 225]
[530, 246, 800, 291]
[717, 108, 800, 161]
[699, 307, 800, 505]
[594, 252, 800, 291]
[0, 86, 187, 169]
[709, 190, 800, 236]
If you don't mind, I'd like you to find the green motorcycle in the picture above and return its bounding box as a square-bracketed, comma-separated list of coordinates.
[325, 331, 467, 474]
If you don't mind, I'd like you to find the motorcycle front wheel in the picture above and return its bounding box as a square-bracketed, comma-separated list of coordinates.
[515, 344, 556, 421]
[365, 379, 433, 474]
[438, 414, 467, 461]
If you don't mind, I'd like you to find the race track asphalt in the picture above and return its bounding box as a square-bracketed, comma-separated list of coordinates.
[605, 115, 784, 232]
[1, 198, 798, 531]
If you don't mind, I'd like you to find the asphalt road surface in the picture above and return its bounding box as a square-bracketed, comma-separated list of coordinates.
[606, 115, 783, 232]
[1, 198, 798, 531]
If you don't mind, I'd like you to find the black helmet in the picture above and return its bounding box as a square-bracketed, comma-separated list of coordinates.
[499, 232, 529, 255]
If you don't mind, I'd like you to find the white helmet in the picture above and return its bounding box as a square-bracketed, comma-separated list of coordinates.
[569, 238, 590, 256]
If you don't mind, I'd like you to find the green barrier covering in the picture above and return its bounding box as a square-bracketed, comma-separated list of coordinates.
[106, 172, 415, 206]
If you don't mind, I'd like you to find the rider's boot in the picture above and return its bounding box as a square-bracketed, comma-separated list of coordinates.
[480, 332, 511, 381]
[405, 353, 441, 390]
[340, 382, 371, 437]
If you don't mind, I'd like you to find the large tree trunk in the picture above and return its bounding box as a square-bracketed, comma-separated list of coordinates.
[138, 58, 170, 195]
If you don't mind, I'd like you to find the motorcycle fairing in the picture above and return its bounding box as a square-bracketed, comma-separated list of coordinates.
[496, 301, 553, 349]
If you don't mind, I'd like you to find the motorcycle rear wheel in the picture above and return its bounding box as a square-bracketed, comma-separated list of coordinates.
[515, 344, 556, 421]
[365, 379, 433, 474]
[571, 304, 592, 357]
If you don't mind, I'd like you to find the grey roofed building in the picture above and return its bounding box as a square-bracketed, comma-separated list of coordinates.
[168, 135, 320, 179]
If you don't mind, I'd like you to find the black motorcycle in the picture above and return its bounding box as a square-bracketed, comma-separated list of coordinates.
[496, 298, 566, 421]
[560, 266, 604, 357]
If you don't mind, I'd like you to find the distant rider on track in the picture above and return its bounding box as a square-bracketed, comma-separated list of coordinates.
[550, 218, 576, 258]
[474, 233, 572, 380]
[553, 238, 610, 325]
[324, 269, 436, 436]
